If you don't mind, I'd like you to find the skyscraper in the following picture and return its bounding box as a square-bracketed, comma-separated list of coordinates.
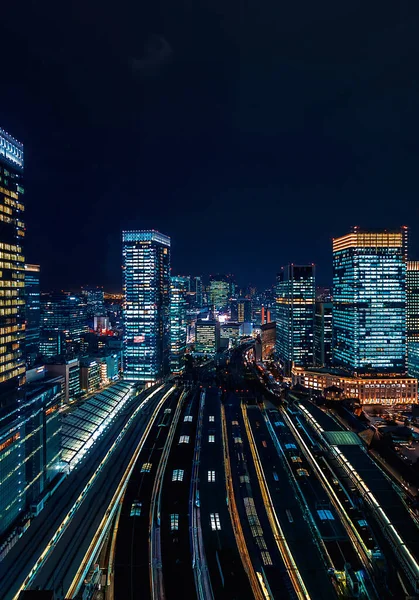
[407, 261, 419, 378]
[170, 275, 188, 374]
[238, 298, 252, 323]
[195, 319, 219, 355]
[83, 286, 105, 318]
[275, 264, 315, 375]
[0, 128, 25, 400]
[193, 276, 203, 308]
[25, 264, 41, 367]
[314, 301, 333, 367]
[40, 292, 87, 358]
[209, 274, 233, 310]
[333, 228, 407, 375]
[0, 127, 26, 537]
[122, 230, 170, 383]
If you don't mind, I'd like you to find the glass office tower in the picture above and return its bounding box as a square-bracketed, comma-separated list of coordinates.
[0, 128, 25, 399]
[25, 264, 41, 367]
[170, 276, 188, 374]
[122, 230, 170, 383]
[40, 292, 87, 358]
[407, 261, 419, 378]
[333, 228, 407, 375]
[209, 274, 233, 310]
[314, 301, 333, 367]
[0, 127, 25, 538]
[275, 264, 315, 375]
[194, 276, 203, 308]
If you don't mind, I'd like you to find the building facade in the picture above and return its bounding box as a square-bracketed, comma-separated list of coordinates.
[407, 261, 419, 379]
[40, 292, 87, 358]
[333, 228, 407, 376]
[0, 128, 26, 402]
[193, 276, 203, 308]
[195, 319, 219, 355]
[83, 287, 105, 319]
[275, 264, 315, 375]
[314, 301, 333, 367]
[122, 230, 170, 383]
[0, 128, 26, 539]
[261, 322, 276, 360]
[292, 366, 417, 405]
[25, 264, 41, 367]
[209, 275, 232, 310]
[170, 275, 188, 374]
[46, 358, 81, 403]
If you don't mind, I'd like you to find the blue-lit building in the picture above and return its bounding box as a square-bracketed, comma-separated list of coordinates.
[193, 276, 203, 308]
[407, 261, 419, 379]
[275, 264, 315, 375]
[39, 292, 87, 358]
[314, 301, 333, 367]
[122, 230, 170, 383]
[25, 264, 41, 367]
[0, 127, 26, 541]
[0, 128, 25, 402]
[170, 276, 188, 374]
[333, 228, 407, 376]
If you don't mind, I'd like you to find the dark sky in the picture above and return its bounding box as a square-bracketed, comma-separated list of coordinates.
[2, 1, 419, 291]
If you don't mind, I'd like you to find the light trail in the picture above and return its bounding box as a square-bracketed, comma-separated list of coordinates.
[220, 404, 265, 600]
[149, 388, 188, 600]
[241, 404, 311, 600]
[263, 410, 335, 574]
[280, 406, 379, 595]
[189, 389, 214, 600]
[65, 386, 176, 598]
[12, 383, 168, 600]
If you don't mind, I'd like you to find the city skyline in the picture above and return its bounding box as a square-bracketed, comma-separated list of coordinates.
[3, 4, 419, 291]
[3, 5, 419, 598]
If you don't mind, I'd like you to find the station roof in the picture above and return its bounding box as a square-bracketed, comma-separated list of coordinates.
[61, 381, 136, 468]
[323, 431, 362, 446]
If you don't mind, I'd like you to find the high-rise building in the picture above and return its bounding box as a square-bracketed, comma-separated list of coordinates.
[333, 228, 407, 375]
[193, 276, 203, 308]
[46, 358, 81, 403]
[238, 298, 252, 323]
[314, 301, 333, 367]
[0, 128, 25, 402]
[170, 275, 188, 374]
[407, 261, 419, 343]
[25, 264, 41, 367]
[0, 128, 26, 538]
[261, 305, 272, 325]
[195, 319, 219, 355]
[122, 230, 170, 383]
[275, 264, 315, 375]
[407, 261, 419, 379]
[83, 286, 105, 318]
[261, 322, 276, 360]
[209, 274, 233, 310]
[40, 292, 87, 358]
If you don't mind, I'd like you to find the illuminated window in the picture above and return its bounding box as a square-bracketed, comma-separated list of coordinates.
[208, 435, 215, 443]
[208, 470, 215, 482]
[184, 415, 193, 422]
[210, 513, 221, 531]
[179, 435, 189, 444]
[209, 415, 215, 422]
[170, 514, 179, 531]
[172, 469, 184, 482]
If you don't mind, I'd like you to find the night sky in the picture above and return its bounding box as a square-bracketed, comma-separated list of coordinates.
[2, 1, 419, 291]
